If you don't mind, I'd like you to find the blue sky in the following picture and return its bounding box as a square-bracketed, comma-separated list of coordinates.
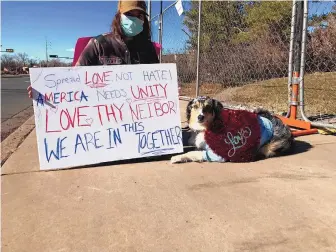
[1, 0, 335, 63]
[1, 0, 190, 63]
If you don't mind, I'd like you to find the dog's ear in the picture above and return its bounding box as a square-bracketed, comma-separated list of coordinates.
[186, 98, 195, 121]
[212, 99, 224, 118]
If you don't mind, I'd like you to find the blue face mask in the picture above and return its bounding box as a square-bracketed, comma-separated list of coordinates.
[120, 14, 144, 37]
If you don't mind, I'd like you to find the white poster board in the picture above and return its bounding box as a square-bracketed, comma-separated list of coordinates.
[30, 63, 183, 170]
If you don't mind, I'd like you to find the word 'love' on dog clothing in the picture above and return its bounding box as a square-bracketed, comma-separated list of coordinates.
[204, 109, 261, 162]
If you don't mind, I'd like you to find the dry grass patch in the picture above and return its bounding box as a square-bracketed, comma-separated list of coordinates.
[180, 72, 336, 116]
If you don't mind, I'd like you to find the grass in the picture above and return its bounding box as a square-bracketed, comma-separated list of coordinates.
[180, 72, 336, 117]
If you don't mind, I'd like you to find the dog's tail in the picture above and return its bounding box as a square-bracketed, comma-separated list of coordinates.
[256, 108, 295, 157]
[254, 108, 274, 120]
[260, 137, 295, 158]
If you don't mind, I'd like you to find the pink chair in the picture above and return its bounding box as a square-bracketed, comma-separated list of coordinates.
[152, 42, 162, 57]
[72, 37, 92, 66]
[72, 36, 161, 66]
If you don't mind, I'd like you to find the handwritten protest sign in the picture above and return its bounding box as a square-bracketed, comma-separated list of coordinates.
[30, 63, 183, 170]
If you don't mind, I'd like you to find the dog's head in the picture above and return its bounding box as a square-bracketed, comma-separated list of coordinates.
[186, 96, 224, 131]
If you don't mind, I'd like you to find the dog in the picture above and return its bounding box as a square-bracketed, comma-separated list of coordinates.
[171, 96, 294, 164]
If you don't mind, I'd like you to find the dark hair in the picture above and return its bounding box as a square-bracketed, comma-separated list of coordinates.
[111, 11, 151, 40]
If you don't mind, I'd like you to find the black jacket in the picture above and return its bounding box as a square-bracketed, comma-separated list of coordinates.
[76, 33, 159, 66]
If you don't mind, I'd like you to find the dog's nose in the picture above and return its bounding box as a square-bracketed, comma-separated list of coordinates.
[198, 114, 205, 122]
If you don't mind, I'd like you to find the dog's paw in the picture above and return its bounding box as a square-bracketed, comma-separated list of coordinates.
[170, 155, 185, 164]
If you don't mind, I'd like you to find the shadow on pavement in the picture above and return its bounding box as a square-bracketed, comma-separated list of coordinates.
[57, 140, 313, 172]
[255, 139, 313, 162]
[78, 146, 197, 170]
[289, 139, 313, 155]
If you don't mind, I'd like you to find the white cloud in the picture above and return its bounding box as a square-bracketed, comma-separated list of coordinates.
[66, 48, 75, 52]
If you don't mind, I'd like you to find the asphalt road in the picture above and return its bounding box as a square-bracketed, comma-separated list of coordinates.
[1, 76, 32, 123]
[1, 76, 34, 141]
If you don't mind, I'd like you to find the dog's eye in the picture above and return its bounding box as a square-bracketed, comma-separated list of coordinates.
[192, 104, 198, 109]
[203, 105, 213, 113]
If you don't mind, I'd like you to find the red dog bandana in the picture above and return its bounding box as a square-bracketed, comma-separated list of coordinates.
[204, 109, 261, 162]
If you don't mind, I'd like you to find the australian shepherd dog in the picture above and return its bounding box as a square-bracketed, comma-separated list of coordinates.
[171, 96, 294, 164]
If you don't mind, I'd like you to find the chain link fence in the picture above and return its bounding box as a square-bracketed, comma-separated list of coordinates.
[304, 1, 336, 125]
[197, 1, 293, 117]
[151, 0, 335, 127]
[150, 14, 160, 44]
[151, 0, 198, 96]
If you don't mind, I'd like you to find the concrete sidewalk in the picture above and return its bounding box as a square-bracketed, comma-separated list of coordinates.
[2, 100, 336, 252]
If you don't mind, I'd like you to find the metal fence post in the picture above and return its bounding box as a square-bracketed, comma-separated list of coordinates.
[279, 0, 336, 132]
[147, 0, 151, 21]
[285, 0, 297, 118]
[195, 0, 202, 97]
[274, 0, 320, 136]
[155, 0, 183, 63]
[299, 0, 336, 129]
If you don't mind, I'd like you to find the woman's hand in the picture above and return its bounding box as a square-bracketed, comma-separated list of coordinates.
[27, 85, 33, 99]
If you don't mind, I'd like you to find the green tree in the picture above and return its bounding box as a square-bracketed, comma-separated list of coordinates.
[233, 1, 292, 45]
[183, 1, 292, 48]
[306, 3, 336, 72]
[183, 1, 247, 51]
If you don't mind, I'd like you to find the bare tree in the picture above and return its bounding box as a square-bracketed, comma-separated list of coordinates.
[48, 59, 70, 67]
[39, 60, 48, 67]
[28, 58, 38, 67]
[1, 54, 17, 71]
[15, 52, 30, 67]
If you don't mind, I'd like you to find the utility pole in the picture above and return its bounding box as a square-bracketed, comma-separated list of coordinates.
[46, 37, 48, 65]
[45, 37, 51, 67]
[159, 0, 163, 63]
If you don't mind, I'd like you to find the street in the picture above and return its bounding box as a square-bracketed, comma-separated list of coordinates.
[1, 76, 32, 122]
[1, 76, 33, 140]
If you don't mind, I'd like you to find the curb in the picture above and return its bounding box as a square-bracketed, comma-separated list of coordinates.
[1, 105, 34, 141]
[1, 74, 30, 78]
[1, 116, 35, 166]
